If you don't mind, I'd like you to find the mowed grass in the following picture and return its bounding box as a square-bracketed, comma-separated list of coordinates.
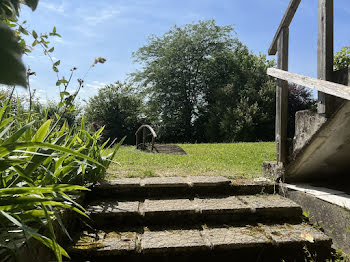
[107, 142, 275, 179]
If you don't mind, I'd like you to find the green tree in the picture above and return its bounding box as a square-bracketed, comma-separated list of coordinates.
[201, 43, 277, 142]
[84, 82, 143, 144]
[132, 20, 235, 142]
[0, 0, 39, 87]
[334, 46, 350, 70]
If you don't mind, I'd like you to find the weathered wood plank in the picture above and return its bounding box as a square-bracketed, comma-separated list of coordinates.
[276, 27, 289, 164]
[135, 125, 157, 138]
[268, 0, 301, 55]
[267, 68, 350, 101]
[317, 0, 334, 116]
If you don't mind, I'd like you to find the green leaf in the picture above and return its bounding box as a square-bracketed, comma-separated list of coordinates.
[0, 185, 88, 195]
[59, 91, 69, 99]
[52, 66, 59, 72]
[48, 47, 54, 53]
[0, 22, 27, 87]
[32, 120, 51, 142]
[56, 79, 68, 86]
[19, 26, 29, 35]
[32, 30, 38, 39]
[23, 0, 39, 11]
[53, 60, 60, 66]
[0, 118, 13, 133]
[3, 121, 34, 145]
[0, 142, 105, 167]
[0, 211, 69, 260]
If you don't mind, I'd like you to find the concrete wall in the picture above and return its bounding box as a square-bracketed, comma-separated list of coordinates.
[284, 187, 350, 254]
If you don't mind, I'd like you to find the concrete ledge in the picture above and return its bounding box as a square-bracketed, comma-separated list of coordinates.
[90, 176, 275, 200]
[85, 195, 302, 227]
[71, 224, 332, 261]
[262, 161, 284, 181]
[293, 110, 327, 155]
[283, 183, 350, 253]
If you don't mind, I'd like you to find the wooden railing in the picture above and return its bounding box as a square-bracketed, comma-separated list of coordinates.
[135, 125, 157, 151]
[268, 0, 338, 165]
[268, 68, 350, 100]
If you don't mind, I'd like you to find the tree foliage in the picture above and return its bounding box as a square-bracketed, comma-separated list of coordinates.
[0, 0, 39, 87]
[84, 82, 143, 145]
[132, 20, 236, 142]
[201, 42, 277, 142]
[334, 46, 350, 71]
[132, 20, 279, 142]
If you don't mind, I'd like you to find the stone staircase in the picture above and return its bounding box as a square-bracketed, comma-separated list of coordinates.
[69, 176, 333, 261]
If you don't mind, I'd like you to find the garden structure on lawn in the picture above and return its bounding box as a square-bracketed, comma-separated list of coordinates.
[135, 124, 187, 155]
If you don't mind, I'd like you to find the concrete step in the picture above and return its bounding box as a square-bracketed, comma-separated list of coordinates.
[70, 223, 332, 262]
[86, 194, 302, 227]
[88, 176, 275, 200]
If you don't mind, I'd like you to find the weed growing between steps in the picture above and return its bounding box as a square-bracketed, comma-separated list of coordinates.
[107, 143, 275, 179]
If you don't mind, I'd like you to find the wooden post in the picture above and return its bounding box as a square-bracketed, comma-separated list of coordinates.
[143, 127, 146, 148]
[136, 133, 139, 149]
[317, 0, 334, 117]
[276, 27, 289, 164]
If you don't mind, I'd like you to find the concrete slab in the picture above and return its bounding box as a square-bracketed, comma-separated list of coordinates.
[141, 230, 208, 253]
[286, 100, 350, 180]
[99, 178, 142, 188]
[87, 201, 140, 214]
[203, 227, 270, 249]
[238, 194, 300, 209]
[141, 199, 196, 214]
[71, 225, 332, 259]
[285, 183, 350, 210]
[186, 176, 230, 187]
[262, 224, 331, 244]
[194, 196, 248, 212]
[285, 185, 350, 253]
[72, 231, 137, 255]
[141, 177, 188, 187]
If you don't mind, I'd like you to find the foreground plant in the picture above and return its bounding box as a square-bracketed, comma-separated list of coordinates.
[0, 99, 123, 261]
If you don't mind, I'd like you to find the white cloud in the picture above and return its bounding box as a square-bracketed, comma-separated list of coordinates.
[39, 1, 65, 14]
[86, 81, 106, 90]
[36, 89, 46, 94]
[54, 37, 64, 44]
[84, 8, 120, 25]
[79, 7, 120, 26]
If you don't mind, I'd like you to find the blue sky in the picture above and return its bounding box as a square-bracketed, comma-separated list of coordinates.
[16, 0, 350, 104]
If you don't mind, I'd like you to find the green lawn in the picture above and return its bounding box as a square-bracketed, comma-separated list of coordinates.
[107, 142, 275, 179]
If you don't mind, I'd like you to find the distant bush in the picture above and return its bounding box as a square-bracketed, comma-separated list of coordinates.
[84, 81, 143, 145]
[334, 46, 350, 71]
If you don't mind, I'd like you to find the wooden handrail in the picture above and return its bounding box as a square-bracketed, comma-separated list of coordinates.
[268, 0, 301, 55]
[268, 0, 335, 167]
[135, 125, 157, 151]
[267, 68, 350, 100]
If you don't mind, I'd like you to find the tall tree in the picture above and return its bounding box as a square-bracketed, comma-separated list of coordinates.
[132, 20, 235, 142]
[132, 20, 314, 143]
[201, 42, 277, 142]
[84, 82, 143, 144]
